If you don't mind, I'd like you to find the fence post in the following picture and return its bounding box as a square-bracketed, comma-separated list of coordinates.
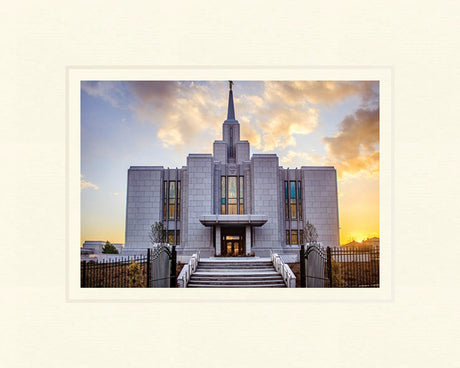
[326, 247, 332, 287]
[81, 261, 86, 288]
[300, 244, 306, 288]
[146, 248, 151, 288]
[170, 245, 177, 288]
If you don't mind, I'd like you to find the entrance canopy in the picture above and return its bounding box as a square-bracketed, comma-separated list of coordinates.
[199, 214, 268, 227]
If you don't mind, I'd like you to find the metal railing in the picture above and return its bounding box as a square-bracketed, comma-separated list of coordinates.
[300, 244, 380, 288]
[81, 254, 149, 288]
[80, 245, 177, 288]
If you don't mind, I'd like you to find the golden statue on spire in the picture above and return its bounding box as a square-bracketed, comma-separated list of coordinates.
[229, 80, 233, 91]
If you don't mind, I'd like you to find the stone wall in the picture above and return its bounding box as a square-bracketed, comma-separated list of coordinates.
[184, 154, 214, 255]
[125, 166, 163, 248]
[251, 154, 282, 254]
[236, 141, 250, 163]
[302, 167, 340, 247]
[213, 141, 227, 163]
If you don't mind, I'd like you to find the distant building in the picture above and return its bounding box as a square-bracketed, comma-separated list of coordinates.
[342, 237, 379, 249]
[81, 240, 123, 254]
[125, 82, 340, 258]
[362, 237, 380, 249]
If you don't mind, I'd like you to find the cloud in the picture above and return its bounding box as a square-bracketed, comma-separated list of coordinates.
[81, 81, 127, 108]
[124, 81, 224, 148]
[236, 89, 320, 151]
[81, 175, 99, 190]
[259, 107, 319, 151]
[323, 107, 379, 178]
[240, 116, 262, 149]
[81, 81, 379, 155]
[236, 81, 377, 152]
[264, 81, 378, 106]
[280, 150, 323, 167]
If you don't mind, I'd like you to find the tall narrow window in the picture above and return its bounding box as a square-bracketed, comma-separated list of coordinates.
[163, 180, 180, 220]
[284, 181, 289, 219]
[222, 176, 244, 214]
[230, 127, 233, 157]
[221, 176, 226, 214]
[291, 230, 298, 245]
[168, 181, 176, 220]
[168, 230, 174, 245]
[163, 181, 168, 220]
[175, 230, 180, 245]
[298, 181, 302, 219]
[286, 230, 290, 245]
[228, 176, 237, 214]
[239, 176, 244, 214]
[176, 181, 181, 220]
[290, 181, 297, 219]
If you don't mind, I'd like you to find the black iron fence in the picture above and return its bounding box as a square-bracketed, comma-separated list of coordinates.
[81, 246, 177, 288]
[300, 245, 379, 288]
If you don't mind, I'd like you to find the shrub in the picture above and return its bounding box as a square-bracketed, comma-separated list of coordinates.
[102, 241, 119, 254]
[331, 260, 345, 287]
[127, 260, 144, 287]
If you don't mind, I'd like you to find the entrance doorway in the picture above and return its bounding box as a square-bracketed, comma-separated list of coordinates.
[221, 227, 245, 256]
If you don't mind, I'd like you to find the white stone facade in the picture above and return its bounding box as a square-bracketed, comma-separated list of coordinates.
[125, 85, 340, 257]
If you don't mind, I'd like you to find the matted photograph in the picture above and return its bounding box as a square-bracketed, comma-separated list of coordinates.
[78, 79, 381, 289]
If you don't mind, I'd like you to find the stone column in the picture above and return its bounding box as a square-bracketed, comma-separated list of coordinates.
[215, 225, 221, 256]
[245, 225, 251, 255]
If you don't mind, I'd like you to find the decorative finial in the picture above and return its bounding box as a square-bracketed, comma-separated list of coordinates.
[229, 80, 233, 91]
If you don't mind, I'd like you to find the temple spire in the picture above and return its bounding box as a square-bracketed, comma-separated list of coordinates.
[227, 81, 235, 120]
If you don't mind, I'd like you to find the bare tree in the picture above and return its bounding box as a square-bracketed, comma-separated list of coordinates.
[149, 222, 166, 245]
[302, 220, 319, 246]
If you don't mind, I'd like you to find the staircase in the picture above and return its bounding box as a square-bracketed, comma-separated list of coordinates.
[187, 258, 286, 288]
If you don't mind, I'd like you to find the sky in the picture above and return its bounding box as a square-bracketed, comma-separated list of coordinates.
[81, 80, 379, 246]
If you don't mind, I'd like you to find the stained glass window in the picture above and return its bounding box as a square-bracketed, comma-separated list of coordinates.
[176, 181, 181, 219]
[163, 181, 168, 220]
[228, 176, 237, 214]
[221, 176, 244, 214]
[284, 181, 289, 219]
[168, 181, 176, 220]
[290, 181, 297, 219]
[230, 127, 233, 157]
[239, 176, 244, 214]
[168, 230, 174, 245]
[163, 180, 180, 220]
[298, 181, 302, 219]
[221, 176, 226, 214]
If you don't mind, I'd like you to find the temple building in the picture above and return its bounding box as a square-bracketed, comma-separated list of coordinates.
[125, 82, 339, 258]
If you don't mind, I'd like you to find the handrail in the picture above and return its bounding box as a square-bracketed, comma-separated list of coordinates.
[270, 250, 296, 288]
[177, 251, 200, 288]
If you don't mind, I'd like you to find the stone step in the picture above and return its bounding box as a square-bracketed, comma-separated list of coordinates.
[191, 275, 283, 281]
[193, 270, 279, 276]
[187, 284, 286, 288]
[186, 257, 287, 288]
[195, 269, 276, 274]
[199, 262, 273, 267]
[197, 264, 273, 269]
[189, 278, 284, 284]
